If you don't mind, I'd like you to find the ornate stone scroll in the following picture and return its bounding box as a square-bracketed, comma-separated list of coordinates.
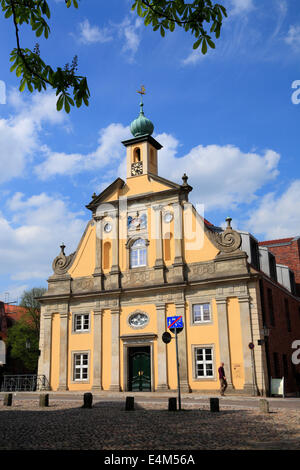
[52, 244, 75, 275]
[207, 217, 242, 254]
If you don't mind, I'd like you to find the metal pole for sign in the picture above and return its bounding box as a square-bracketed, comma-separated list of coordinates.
[175, 328, 181, 411]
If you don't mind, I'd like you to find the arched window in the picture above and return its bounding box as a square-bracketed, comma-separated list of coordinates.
[133, 147, 141, 162]
[103, 241, 111, 270]
[130, 238, 147, 268]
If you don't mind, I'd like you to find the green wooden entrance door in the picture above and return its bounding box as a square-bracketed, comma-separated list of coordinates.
[128, 346, 151, 391]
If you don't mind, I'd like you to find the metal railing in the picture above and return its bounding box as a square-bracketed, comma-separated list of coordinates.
[1, 374, 50, 392]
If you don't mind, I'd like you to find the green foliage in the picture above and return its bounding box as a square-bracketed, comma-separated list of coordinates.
[6, 287, 46, 371]
[7, 320, 39, 371]
[2, 0, 226, 113]
[19, 286, 46, 338]
[2, 0, 90, 113]
[131, 0, 227, 54]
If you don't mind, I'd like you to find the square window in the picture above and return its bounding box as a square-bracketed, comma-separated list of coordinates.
[195, 347, 214, 379]
[74, 314, 90, 332]
[73, 353, 89, 381]
[192, 303, 211, 324]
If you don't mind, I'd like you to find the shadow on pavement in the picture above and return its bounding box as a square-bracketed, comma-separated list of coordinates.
[0, 400, 299, 450]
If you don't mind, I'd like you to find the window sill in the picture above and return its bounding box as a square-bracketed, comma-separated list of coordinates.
[71, 380, 90, 384]
[193, 377, 217, 382]
[72, 329, 91, 334]
[130, 265, 147, 270]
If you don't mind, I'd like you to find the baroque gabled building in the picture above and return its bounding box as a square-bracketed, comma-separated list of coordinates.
[37, 100, 300, 395]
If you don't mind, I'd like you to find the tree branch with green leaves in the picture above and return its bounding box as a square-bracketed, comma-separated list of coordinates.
[2, 0, 90, 113]
[1, 0, 227, 113]
[132, 0, 227, 54]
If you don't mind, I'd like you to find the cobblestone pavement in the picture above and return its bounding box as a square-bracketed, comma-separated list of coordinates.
[0, 397, 299, 450]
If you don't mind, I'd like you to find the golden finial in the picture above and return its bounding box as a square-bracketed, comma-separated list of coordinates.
[137, 85, 146, 96]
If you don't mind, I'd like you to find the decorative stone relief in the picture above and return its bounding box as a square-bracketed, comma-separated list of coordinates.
[122, 269, 156, 287]
[52, 244, 75, 275]
[189, 262, 215, 277]
[127, 311, 150, 329]
[72, 277, 94, 292]
[206, 217, 242, 254]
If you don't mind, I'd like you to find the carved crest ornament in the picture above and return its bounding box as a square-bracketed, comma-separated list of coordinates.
[206, 217, 242, 254]
[52, 244, 75, 275]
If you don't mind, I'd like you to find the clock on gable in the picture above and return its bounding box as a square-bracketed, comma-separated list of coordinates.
[131, 161, 143, 176]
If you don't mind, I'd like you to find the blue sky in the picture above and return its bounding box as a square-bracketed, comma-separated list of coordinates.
[0, 0, 300, 302]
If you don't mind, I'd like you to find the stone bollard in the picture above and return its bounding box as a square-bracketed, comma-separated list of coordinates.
[39, 394, 49, 407]
[259, 399, 269, 413]
[82, 392, 93, 409]
[168, 397, 177, 411]
[210, 398, 220, 412]
[3, 393, 13, 406]
[125, 396, 135, 411]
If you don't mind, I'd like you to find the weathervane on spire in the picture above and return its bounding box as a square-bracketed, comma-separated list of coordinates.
[130, 84, 154, 136]
[137, 85, 146, 97]
[136, 85, 146, 114]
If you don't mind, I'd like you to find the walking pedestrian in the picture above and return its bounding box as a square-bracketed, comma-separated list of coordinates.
[218, 362, 227, 396]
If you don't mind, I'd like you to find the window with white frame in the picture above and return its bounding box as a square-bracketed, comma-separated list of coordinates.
[195, 347, 214, 378]
[74, 314, 89, 332]
[192, 303, 211, 323]
[73, 353, 89, 381]
[130, 238, 147, 268]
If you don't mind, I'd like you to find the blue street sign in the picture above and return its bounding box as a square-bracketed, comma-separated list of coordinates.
[167, 316, 183, 329]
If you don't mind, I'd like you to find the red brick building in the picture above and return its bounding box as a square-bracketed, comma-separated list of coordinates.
[254, 236, 300, 395]
[237, 232, 300, 395]
[259, 237, 300, 296]
[258, 276, 300, 395]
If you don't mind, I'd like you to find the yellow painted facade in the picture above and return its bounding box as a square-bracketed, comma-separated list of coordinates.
[39, 110, 266, 396]
[68, 223, 96, 278]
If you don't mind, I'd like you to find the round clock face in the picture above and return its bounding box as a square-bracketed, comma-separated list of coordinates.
[104, 223, 112, 233]
[164, 211, 173, 223]
[131, 162, 143, 176]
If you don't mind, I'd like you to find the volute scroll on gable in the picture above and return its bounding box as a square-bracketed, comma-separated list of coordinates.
[205, 217, 242, 255]
[52, 243, 76, 276]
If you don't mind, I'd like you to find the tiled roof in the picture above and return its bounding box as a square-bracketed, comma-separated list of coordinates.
[259, 238, 293, 246]
[4, 304, 28, 321]
[204, 218, 213, 226]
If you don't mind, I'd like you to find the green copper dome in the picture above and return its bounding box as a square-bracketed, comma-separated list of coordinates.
[130, 101, 154, 137]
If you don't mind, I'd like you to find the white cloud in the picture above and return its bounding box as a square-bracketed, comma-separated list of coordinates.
[35, 125, 281, 213]
[230, 0, 254, 15]
[0, 192, 87, 282]
[0, 90, 67, 184]
[120, 17, 143, 61]
[35, 123, 130, 180]
[285, 25, 300, 50]
[182, 48, 214, 66]
[0, 284, 30, 304]
[156, 133, 280, 211]
[245, 181, 300, 239]
[78, 19, 113, 45]
[76, 15, 142, 61]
